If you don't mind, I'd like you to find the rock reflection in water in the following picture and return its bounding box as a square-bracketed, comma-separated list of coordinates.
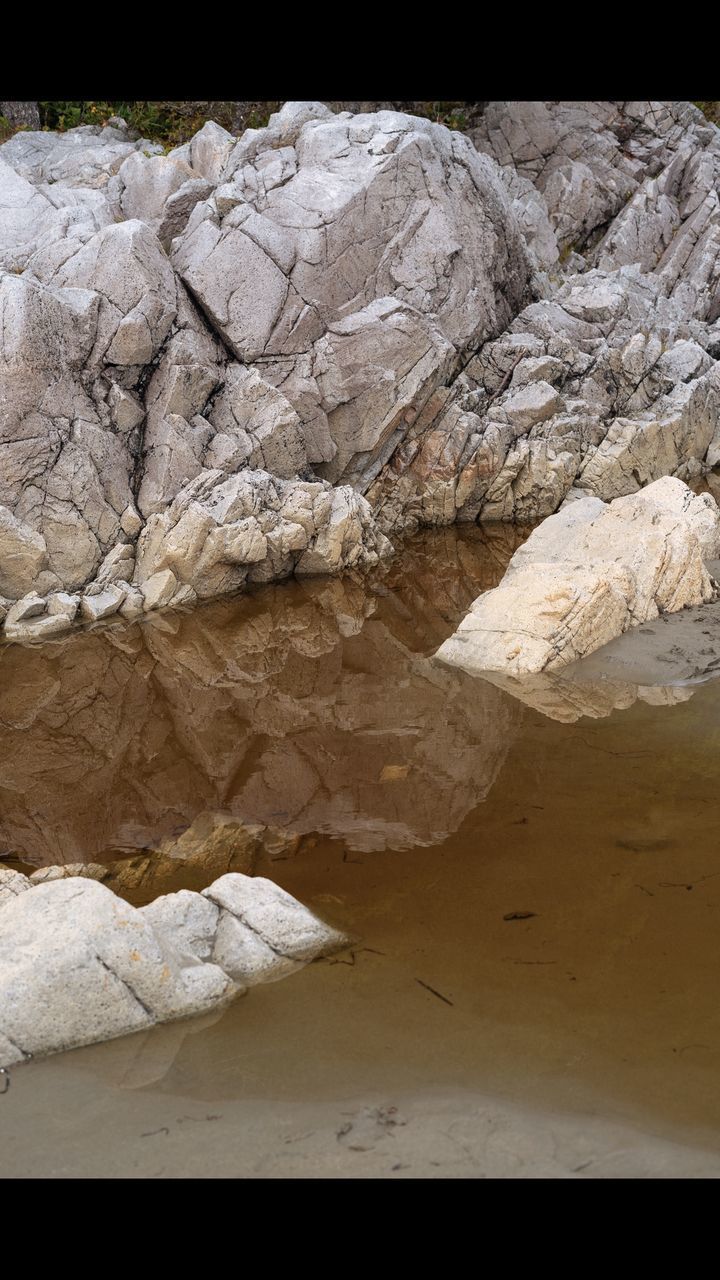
[0, 525, 528, 871]
[479, 670, 696, 724]
[480, 591, 720, 723]
[24, 812, 298, 906]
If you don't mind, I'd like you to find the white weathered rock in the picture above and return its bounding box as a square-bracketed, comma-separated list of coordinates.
[80, 584, 126, 622]
[1, 101, 719, 637]
[203, 873, 350, 962]
[5, 592, 46, 624]
[118, 587, 144, 620]
[435, 478, 720, 676]
[171, 106, 532, 479]
[140, 569, 178, 611]
[205, 364, 307, 480]
[140, 891, 220, 963]
[211, 912, 303, 986]
[0, 869, 31, 907]
[0, 506, 48, 599]
[0, 865, 353, 1067]
[46, 591, 80, 620]
[50, 219, 177, 366]
[168, 120, 236, 185]
[134, 468, 391, 600]
[0, 125, 161, 190]
[0, 878, 237, 1066]
[95, 543, 135, 585]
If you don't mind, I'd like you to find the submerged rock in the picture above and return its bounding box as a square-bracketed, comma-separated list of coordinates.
[435, 478, 720, 676]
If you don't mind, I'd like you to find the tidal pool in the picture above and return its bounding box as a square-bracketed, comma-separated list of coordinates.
[3, 523, 720, 1177]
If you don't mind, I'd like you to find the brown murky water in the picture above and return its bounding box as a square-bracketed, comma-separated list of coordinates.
[4, 523, 720, 1177]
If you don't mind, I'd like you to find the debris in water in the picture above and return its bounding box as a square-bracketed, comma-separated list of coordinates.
[415, 978, 454, 1006]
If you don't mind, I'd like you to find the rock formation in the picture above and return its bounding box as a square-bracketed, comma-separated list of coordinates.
[0, 101, 535, 641]
[0, 870, 349, 1068]
[435, 477, 720, 677]
[5, 101, 717, 645]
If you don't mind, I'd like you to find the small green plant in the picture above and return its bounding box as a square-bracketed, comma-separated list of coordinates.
[694, 101, 720, 126]
[36, 101, 280, 147]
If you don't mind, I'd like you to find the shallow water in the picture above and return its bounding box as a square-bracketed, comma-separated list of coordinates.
[4, 523, 720, 1177]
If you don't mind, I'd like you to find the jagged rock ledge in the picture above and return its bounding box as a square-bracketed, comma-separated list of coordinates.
[0, 468, 391, 643]
[0, 868, 350, 1069]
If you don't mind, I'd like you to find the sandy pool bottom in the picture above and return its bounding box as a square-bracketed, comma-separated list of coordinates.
[6, 671, 720, 1178]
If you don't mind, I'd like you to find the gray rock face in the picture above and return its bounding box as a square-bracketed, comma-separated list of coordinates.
[366, 102, 720, 531]
[170, 106, 530, 484]
[471, 100, 712, 261]
[367, 262, 720, 531]
[0, 871, 350, 1068]
[134, 468, 391, 599]
[435, 477, 720, 676]
[1, 101, 720, 645]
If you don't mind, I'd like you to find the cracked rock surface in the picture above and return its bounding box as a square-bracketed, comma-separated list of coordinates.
[1, 101, 720, 646]
[0, 871, 349, 1068]
[435, 477, 720, 676]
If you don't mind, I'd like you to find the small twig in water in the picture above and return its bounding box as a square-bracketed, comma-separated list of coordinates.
[659, 871, 720, 892]
[415, 979, 454, 1006]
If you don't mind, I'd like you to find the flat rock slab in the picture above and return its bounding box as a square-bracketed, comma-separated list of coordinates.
[435, 477, 720, 677]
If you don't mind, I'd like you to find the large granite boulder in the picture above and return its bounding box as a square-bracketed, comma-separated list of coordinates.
[0, 877, 236, 1066]
[0, 871, 350, 1068]
[434, 477, 720, 676]
[171, 102, 532, 482]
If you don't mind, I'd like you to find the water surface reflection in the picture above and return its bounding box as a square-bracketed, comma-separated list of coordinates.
[0, 526, 528, 871]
